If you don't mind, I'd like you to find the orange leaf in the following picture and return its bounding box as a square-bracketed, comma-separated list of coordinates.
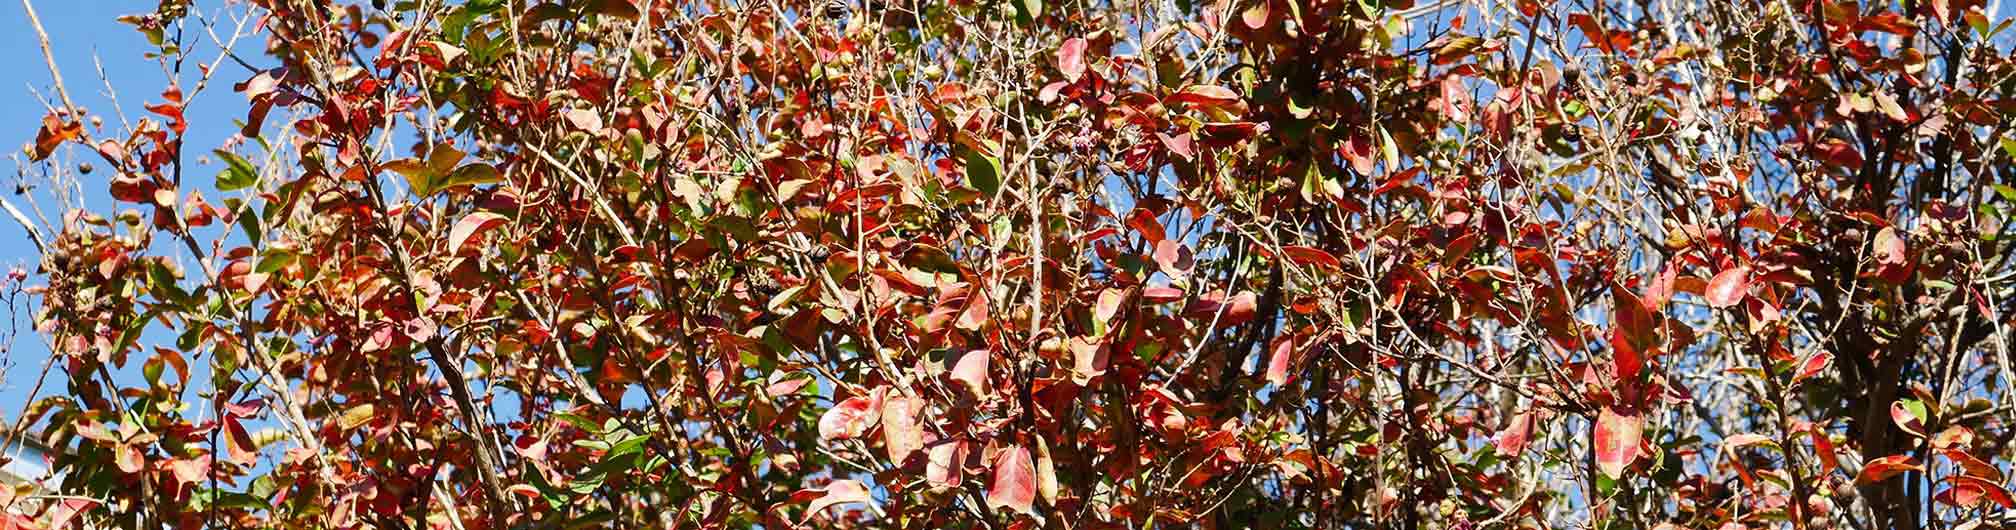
[31, 115, 83, 161]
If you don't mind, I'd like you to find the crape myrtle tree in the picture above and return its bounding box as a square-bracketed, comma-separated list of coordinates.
[6, 0, 2016, 527]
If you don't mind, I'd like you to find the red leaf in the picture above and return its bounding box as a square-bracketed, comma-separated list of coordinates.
[795, 479, 876, 521]
[1594, 407, 1642, 479]
[1226, 291, 1257, 324]
[1188, 291, 1260, 327]
[1793, 350, 1831, 385]
[1722, 433, 1773, 448]
[1808, 427, 1840, 473]
[1034, 439, 1060, 505]
[1857, 454, 1923, 485]
[1094, 289, 1127, 325]
[1438, 76, 1472, 123]
[1158, 132, 1196, 161]
[1567, 13, 1612, 53]
[1890, 400, 1927, 438]
[957, 294, 990, 331]
[1198, 121, 1259, 145]
[987, 445, 1038, 515]
[238, 69, 282, 101]
[449, 212, 509, 256]
[73, 419, 116, 443]
[1873, 227, 1908, 265]
[1610, 327, 1643, 381]
[1611, 284, 1658, 353]
[564, 108, 604, 133]
[1057, 38, 1087, 83]
[145, 89, 187, 135]
[115, 443, 145, 474]
[1070, 337, 1109, 384]
[1154, 240, 1195, 276]
[1941, 476, 2016, 509]
[1944, 448, 2002, 480]
[1817, 139, 1864, 168]
[1281, 246, 1342, 270]
[109, 174, 157, 203]
[222, 399, 266, 418]
[223, 415, 258, 465]
[1166, 84, 1242, 112]
[170, 455, 210, 485]
[1264, 336, 1293, 386]
[1142, 286, 1184, 303]
[1494, 412, 1534, 457]
[926, 439, 965, 489]
[951, 350, 990, 397]
[47, 498, 97, 530]
[818, 391, 883, 441]
[1125, 208, 1167, 243]
[1705, 266, 1750, 308]
[882, 395, 925, 464]
[1341, 133, 1376, 175]
[766, 373, 813, 397]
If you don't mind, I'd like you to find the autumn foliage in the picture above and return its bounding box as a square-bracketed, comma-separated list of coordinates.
[8, 0, 2016, 528]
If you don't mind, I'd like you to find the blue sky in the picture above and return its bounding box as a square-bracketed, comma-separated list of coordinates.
[0, 1, 255, 426]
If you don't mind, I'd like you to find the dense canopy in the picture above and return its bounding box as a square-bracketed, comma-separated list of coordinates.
[7, 0, 2016, 528]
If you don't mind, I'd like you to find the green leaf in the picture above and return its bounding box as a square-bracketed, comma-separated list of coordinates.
[223, 197, 263, 242]
[338, 404, 376, 431]
[961, 146, 1002, 196]
[116, 308, 164, 357]
[254, 250, 297, 274]
[569, 472, 606, 494]
[388, 144, 498, 196]
[766, 285, 807, 313]
[554, 412, 600, 432]
[1013, 0, 1042, 25]
[606, 432, 650, 459]
[143, 356, 165, 386]
[215, 150, 258, 191]
[437, 163, 504, 191]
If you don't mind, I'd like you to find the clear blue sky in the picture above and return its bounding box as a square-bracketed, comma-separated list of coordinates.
[0, 1, 254, 423]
